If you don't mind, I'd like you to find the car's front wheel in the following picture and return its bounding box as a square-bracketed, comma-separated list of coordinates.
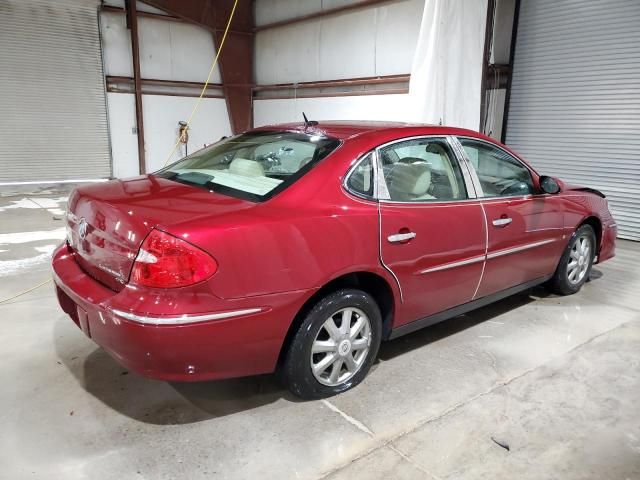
[548, 224, 596, 295]
[281, 289, 382, 399]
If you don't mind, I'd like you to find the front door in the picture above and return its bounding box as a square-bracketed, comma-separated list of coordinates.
[377, 136, 486, 327]
[456, 137, 565, 298]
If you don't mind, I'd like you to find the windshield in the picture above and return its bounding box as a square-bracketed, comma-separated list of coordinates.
[155, 131, 341, 202]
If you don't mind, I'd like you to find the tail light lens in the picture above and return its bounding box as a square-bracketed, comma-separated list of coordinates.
[130, 229, 217, 288]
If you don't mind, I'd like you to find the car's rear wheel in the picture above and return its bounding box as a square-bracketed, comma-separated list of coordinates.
[281, 289, 382, 399]
[547, 224, 596, 295]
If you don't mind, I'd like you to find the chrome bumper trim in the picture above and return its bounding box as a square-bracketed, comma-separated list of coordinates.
[109, 307, 264, 325]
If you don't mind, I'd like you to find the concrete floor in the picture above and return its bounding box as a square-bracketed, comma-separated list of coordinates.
[1, 188, 639, 480]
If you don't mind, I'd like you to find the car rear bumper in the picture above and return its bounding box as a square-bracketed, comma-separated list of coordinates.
[52, 244, 313, 381]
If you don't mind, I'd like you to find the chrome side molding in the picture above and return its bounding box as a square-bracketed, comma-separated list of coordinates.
[418, 237, 560, 275]
[486, 238, 559, 259]
[419, 254, 485, 274]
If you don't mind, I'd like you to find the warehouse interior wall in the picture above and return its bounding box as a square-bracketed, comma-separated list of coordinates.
[100, 2, 232, 177]
[88, 0, 513, 178]
[254, 0, 423, 83]
[253, 0, 424, 126]
[253, 0, 498, 132]
[97, 0, 518, 176]
[254, 94, 415, 126]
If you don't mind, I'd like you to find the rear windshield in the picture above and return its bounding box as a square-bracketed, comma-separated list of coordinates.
[155, 131, 341, 202]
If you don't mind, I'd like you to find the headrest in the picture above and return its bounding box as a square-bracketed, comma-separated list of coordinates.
[388, 163, 432, 199]
[425, 143, 448, 156]
[398, 156, 427, 165]
[229, 158, 264, 177]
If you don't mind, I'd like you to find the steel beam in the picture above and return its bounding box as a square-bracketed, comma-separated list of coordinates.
[485, 64, 511, 90]
[254, 0, 396, 32]
[480, 0, 497, 134]
[141, 0, 254, 134]
[125, 0, 146, 174]
[501, 0, 521, 143]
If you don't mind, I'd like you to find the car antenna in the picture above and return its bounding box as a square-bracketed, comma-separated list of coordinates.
[302, 112, 318, 128]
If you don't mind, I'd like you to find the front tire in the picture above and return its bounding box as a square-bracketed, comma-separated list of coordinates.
[281, 289, 382, 399]
[548, 224, 596, 295]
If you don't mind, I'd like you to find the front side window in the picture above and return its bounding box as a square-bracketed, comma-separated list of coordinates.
[378, 137, 467, 202]
[458, 138, 533, 197]
[156, 131, 340, 202]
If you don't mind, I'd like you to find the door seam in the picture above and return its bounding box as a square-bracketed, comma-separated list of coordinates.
[472, 202, 489, 300]
[377, 200, 404, 303]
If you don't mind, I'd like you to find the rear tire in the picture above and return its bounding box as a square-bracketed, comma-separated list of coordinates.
[281, 289, 382, 400]
[547, 224, 596, 295]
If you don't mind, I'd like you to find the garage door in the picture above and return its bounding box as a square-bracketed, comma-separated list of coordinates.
[505, 0, 640, 240]
[0, 0, 111, 183]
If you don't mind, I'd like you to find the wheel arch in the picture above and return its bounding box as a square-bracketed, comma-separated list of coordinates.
[578, 215, 602, 253]
[276, 271, 396, 371]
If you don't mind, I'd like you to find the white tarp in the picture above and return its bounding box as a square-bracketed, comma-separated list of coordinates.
[408, 0, 488, 130]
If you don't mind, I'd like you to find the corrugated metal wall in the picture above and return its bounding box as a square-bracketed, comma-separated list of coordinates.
[0, 0, 111, 183]
[506, 0, 640, 240]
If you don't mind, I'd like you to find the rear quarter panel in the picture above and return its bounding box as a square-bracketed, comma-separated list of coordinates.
[159, 144, 388, 300]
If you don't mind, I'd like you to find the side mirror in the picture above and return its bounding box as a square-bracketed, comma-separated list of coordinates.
[540, 175, 561, 194]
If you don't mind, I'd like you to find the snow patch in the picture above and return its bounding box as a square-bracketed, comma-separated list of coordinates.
[34, 244, 57, 254]
[0, 253, 51, 276]
[0, 228, 66, 245]
[0, 196, 68, 217]
[0, 196, 68, 212]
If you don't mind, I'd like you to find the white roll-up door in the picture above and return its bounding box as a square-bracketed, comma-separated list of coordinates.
[0, 0, 111, 183]
[505, 0, 640, 240]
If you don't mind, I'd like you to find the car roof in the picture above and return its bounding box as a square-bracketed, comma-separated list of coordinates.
[251, 121, 484, 141]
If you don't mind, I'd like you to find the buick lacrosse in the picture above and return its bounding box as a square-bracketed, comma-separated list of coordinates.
[53, 122, 616, 398]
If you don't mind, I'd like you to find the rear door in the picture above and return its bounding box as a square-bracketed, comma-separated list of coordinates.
[455, 137, 565, 298]
[377, 136, 486, 327]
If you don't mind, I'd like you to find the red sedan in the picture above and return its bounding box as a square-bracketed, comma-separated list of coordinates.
[52, 122, 616, 399]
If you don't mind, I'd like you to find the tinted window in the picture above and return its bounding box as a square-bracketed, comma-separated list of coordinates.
[459, 139, 533, 198]
[346, 153, 374, 198]
[156, 131, 340, 202]
[378, 138, 467, 202]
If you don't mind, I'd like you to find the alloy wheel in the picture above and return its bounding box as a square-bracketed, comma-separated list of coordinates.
[310, 307, 372, 387]
[567, 234, 592, 284]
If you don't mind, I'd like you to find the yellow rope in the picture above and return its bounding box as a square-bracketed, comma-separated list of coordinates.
[0, 278, 52, 305]
[162, 0, 239, 167]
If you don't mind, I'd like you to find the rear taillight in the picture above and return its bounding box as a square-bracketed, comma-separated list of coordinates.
[130, 229, 217, 288]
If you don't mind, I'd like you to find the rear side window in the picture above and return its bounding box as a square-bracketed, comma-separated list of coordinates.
[156, 131, 340, 202]
[346, 153, 374, 198]
[378, 137, 467, 202]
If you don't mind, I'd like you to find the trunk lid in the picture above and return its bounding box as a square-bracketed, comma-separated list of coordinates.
[66, 175, 254, 291]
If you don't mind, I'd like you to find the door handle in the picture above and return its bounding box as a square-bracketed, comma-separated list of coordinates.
[492, 217, 513, 227]
[388, 232, 416, 243]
